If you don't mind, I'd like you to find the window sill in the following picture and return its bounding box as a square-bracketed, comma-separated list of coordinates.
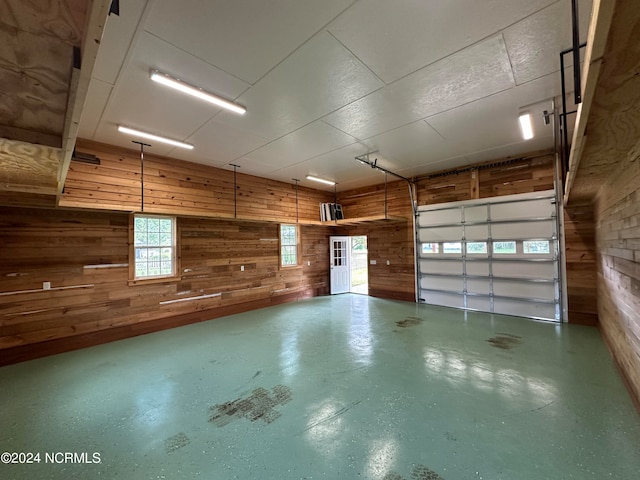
[128, 275, 181, 286]
[279, 265, 303, 271]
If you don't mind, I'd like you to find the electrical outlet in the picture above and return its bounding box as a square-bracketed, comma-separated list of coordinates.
[386, 260, 390, 265]
[307, 261, 311, 266]
[241, 265, 244, 272]
[43, 281, 51, 290]
[370, 259, 377, 265]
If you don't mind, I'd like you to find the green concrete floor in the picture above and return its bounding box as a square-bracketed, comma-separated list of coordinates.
[1, 295, 639, 480]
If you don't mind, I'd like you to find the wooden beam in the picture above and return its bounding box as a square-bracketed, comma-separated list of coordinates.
[0, 125, 62, 148]
[56, 0, 112, 201]
[564, 0, 617, 204]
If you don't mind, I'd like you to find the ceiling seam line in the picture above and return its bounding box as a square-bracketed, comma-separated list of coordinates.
[380, 1, 567, 88]
[227, 117, 360, 167]
[142, 30, 253, 88]
[325, 30, 387, 85]
[241, 0, 361, 87]
[500, 32, 518, 87]
[89, 0, 158, 139]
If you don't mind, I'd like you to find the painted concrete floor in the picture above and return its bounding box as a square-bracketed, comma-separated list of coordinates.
[1, 295, 639, 480]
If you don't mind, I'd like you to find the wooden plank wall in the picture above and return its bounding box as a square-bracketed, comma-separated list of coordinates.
[593, 146, 640, 405]
[564, 204, 598, 325]
[418, 153, 555, 203]
[338, 181, 415, 301]
[61, 140, 333, 223]
[0, 207, 332, 364]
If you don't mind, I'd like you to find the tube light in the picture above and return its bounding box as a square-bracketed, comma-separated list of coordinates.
[306, 175, 336, 186]
[518, 112, 534, 140]
[150, 70, 246, 115]
[117, 126, 194, 150]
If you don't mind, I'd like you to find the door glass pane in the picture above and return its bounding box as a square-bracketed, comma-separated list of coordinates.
[443, 242, 462, 254]
[422, 243, 439, 254]
[493, 241, 517, 254]
[466, 242, 487, 254]
[523, 240, 550, 254]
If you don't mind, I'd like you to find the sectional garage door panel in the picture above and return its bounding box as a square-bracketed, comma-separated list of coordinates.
[420, 276, 463, 292]
[415, 191, 561, 322]
[418, 226, 463, 242]
[492, 221, 554, 239]
[423, 291, 465, 308]
[493, 298, 556, 319]
[492, 261, 555, 279]
[418, 207, 462, 225]
[491, 198, 554, 220]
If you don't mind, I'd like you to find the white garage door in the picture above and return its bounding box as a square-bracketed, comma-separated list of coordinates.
[416, 191, 561, 322]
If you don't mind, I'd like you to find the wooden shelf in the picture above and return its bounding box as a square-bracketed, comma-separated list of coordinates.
[317, 215, 407, 226]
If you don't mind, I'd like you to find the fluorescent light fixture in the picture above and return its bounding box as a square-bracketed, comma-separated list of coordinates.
[306, 175, 335, 186]
[117, 126, 194, 150]
[518, 112, 534, 140]
[150, 70, 246, 115]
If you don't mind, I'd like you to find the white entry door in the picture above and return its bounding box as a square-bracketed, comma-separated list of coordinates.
[330, 236, 351, 294]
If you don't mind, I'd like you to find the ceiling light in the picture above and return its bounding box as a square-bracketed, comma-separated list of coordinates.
[117, 126, 194, 150]
[150, 70, 246, 115]
[306, 175, 335, 186]
[518, 112, 534, 140]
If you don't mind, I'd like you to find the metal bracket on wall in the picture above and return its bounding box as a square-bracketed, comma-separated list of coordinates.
[292, 178, 300, 224]
[229, 164, 240, 219]
[132, 141, 151, 212]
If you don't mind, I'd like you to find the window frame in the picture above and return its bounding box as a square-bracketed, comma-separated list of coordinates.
[279, 224, 300, 268]
[128, 214, 181, 285]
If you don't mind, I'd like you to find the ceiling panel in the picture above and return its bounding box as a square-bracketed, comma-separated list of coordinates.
[323, 35, 515, 140]
[242, 121, 357, 170]
[94, 31, 251, 152]
[426, 71, 561, 152]
[92, 0, 148, 85]
[77, 79, 113, 140]
[462, 136, 554, 166]
[144, 0, 356, 84]
[168, 118, 270, 168]
[65, 0, 595, 194]
[362, 120, 448, 170]
[503, 0, 592, 85]
[329, 0, 555, 84]
[267, 143, 381, 190]
[215, 31, 384, 140]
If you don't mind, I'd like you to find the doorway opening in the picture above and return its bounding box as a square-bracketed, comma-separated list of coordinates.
[330, 235, 368, 295]
[350, 236, 368, 294]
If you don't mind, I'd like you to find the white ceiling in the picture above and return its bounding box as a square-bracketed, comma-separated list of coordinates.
[78, 0, 591, 191]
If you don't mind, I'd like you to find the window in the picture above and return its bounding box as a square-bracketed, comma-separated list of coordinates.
[133, 215, 177, 279]
[493, 241, 517, 254]
[466, 242, 487, 254]
[443, 242, 462, 254]
[524, 240, 550, 254]
[280, 224, 298, 267]
[422, 243, 439, 254]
